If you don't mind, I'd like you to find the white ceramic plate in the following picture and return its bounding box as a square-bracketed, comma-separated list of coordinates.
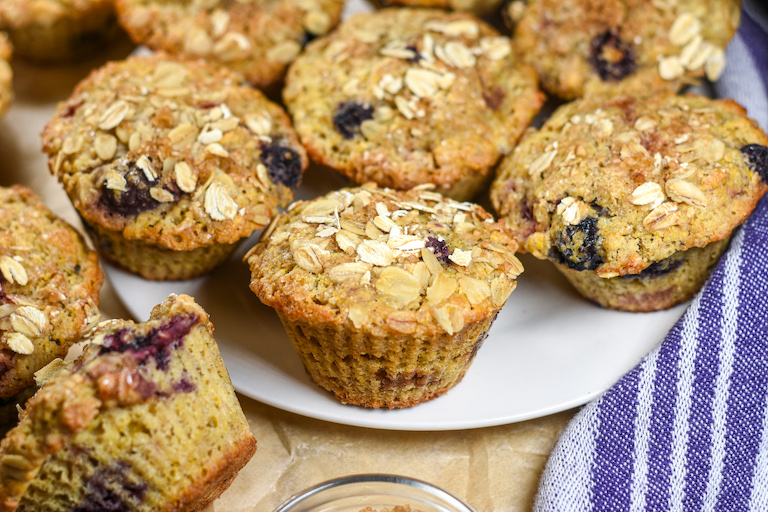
[107, 0, 691, 429]
[105, 161, 686, 431]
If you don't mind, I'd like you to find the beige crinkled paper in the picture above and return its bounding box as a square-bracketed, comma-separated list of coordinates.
[208, 397, 572, 512]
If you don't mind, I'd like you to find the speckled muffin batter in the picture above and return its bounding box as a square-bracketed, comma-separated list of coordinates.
[115, 0, 345, 90]
[42, 54, 308, 280]
[284, 8, 544, 201]
[491, 93, 768, 311]
[0, 294, 257, 512]
[506, 0, 740, 99]
[0, 0, 119, 61]
[0, 34, 11, 117]
[246, 183, 523, 408]
[0, 185, 102, 398]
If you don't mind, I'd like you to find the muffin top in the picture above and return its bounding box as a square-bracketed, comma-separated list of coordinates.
[0, 0, 111, 26]
[0, 185, 103, 397]
[246, 183, 523, 338]
[491, 93, 768, 277]
[283, 8, 544, 200]
[42, 54, 307, 251]
[115, 0, 345, 89]
[507, 0, 740, 99]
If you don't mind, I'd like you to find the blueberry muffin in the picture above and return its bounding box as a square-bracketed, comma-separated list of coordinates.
[491, 93, 768, 311]
[0, 0, 120, 61]
[246, 183, 523, 408]
[506, 0, 740, 99]
[284, 8, 544, 201]
[0, 185, 102, 398]
[0, 294, 257, 512]
[42, 54, 308, 280]
[115, 0, 345, 90]
[0, 34, 11, 117]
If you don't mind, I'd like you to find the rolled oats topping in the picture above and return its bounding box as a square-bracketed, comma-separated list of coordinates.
[284, 8, 543, 201]
[41, 54, 307, 251]
[492, 93, 768, 277]
[0, 185, 103, 397]
[510, 0, 740, 100]
[114, 0, 345, 88]
[246, 183, 522, 336]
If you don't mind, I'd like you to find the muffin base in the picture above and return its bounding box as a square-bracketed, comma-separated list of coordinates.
[556, 238, 731, 312]
[84, 221, 237, 281]
[4, 2, 120, 62]
[278, 313, 496, 409]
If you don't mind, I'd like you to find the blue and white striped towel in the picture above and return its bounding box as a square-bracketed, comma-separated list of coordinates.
[534, 2, 768, 510]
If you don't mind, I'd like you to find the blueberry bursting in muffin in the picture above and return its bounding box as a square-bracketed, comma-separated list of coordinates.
[491, 93, 768, 311]
[506, 0, 740, 99]
[0, 294, 256, 511]
[41, 54, 308, 280]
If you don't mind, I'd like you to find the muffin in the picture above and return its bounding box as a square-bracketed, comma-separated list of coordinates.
[0, 294, 257, 512]
[0, 0, 120, 61]
[382, 0, 502, 16]
[246, 183, 523, 408]
[491, 93, 768, 311]
[0, 34, 11, 117]
[506, 0, 740, 99]
[0, 185, 102, 397]
[283, 8, 544, 201]
[42, 54, 308, 280]
[115, 0, 345, 90]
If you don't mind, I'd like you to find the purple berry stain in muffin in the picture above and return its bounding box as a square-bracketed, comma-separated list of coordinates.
[589, 29, 636, 82]
[621, 257, 684, 279]
[100, 157, 180, 216]
[742, 144, 768, 182]
[260, 142, 303, 189]
[426, 236, 451, 263]
[551, 216, 604, 271]
[72, 462, 147, 512]
[333, 102, 374, 139]
[99, 313, 199, 370]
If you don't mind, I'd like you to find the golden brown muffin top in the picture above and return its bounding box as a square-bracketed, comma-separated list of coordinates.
[491, 93, 768, 277]
[42, 54, 307, 251]
[247, 183, 523, 338]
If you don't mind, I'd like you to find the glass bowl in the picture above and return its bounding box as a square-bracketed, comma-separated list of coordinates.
[274, 474, 477, 512]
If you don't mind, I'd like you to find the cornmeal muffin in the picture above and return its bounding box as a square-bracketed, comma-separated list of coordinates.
[284, 8, 544, 201]
[0, 0, 120, 61]
[0, 185, 102, 398]
[115, 0, 345, 89]
[0, 34, 11, 117]
[42, 54, 307, 280]
[0, 294, 257, 512]
[246, 183, 523, 408]
[506, 0, 740, 99]
[491, 93, 768, 311]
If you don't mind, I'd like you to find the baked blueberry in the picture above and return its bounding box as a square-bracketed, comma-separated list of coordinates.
[260, 142, 304, 189]
[742, 144, 768, 183]
[552, 216, 603, 272]
[589, 30, 636, 82]
[333, 102, 374, 140]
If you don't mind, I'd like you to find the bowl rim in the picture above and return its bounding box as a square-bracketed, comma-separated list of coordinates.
[273, 473, 478, 512]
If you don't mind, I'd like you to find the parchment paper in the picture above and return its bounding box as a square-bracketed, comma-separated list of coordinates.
[0, 42, 574, 512]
